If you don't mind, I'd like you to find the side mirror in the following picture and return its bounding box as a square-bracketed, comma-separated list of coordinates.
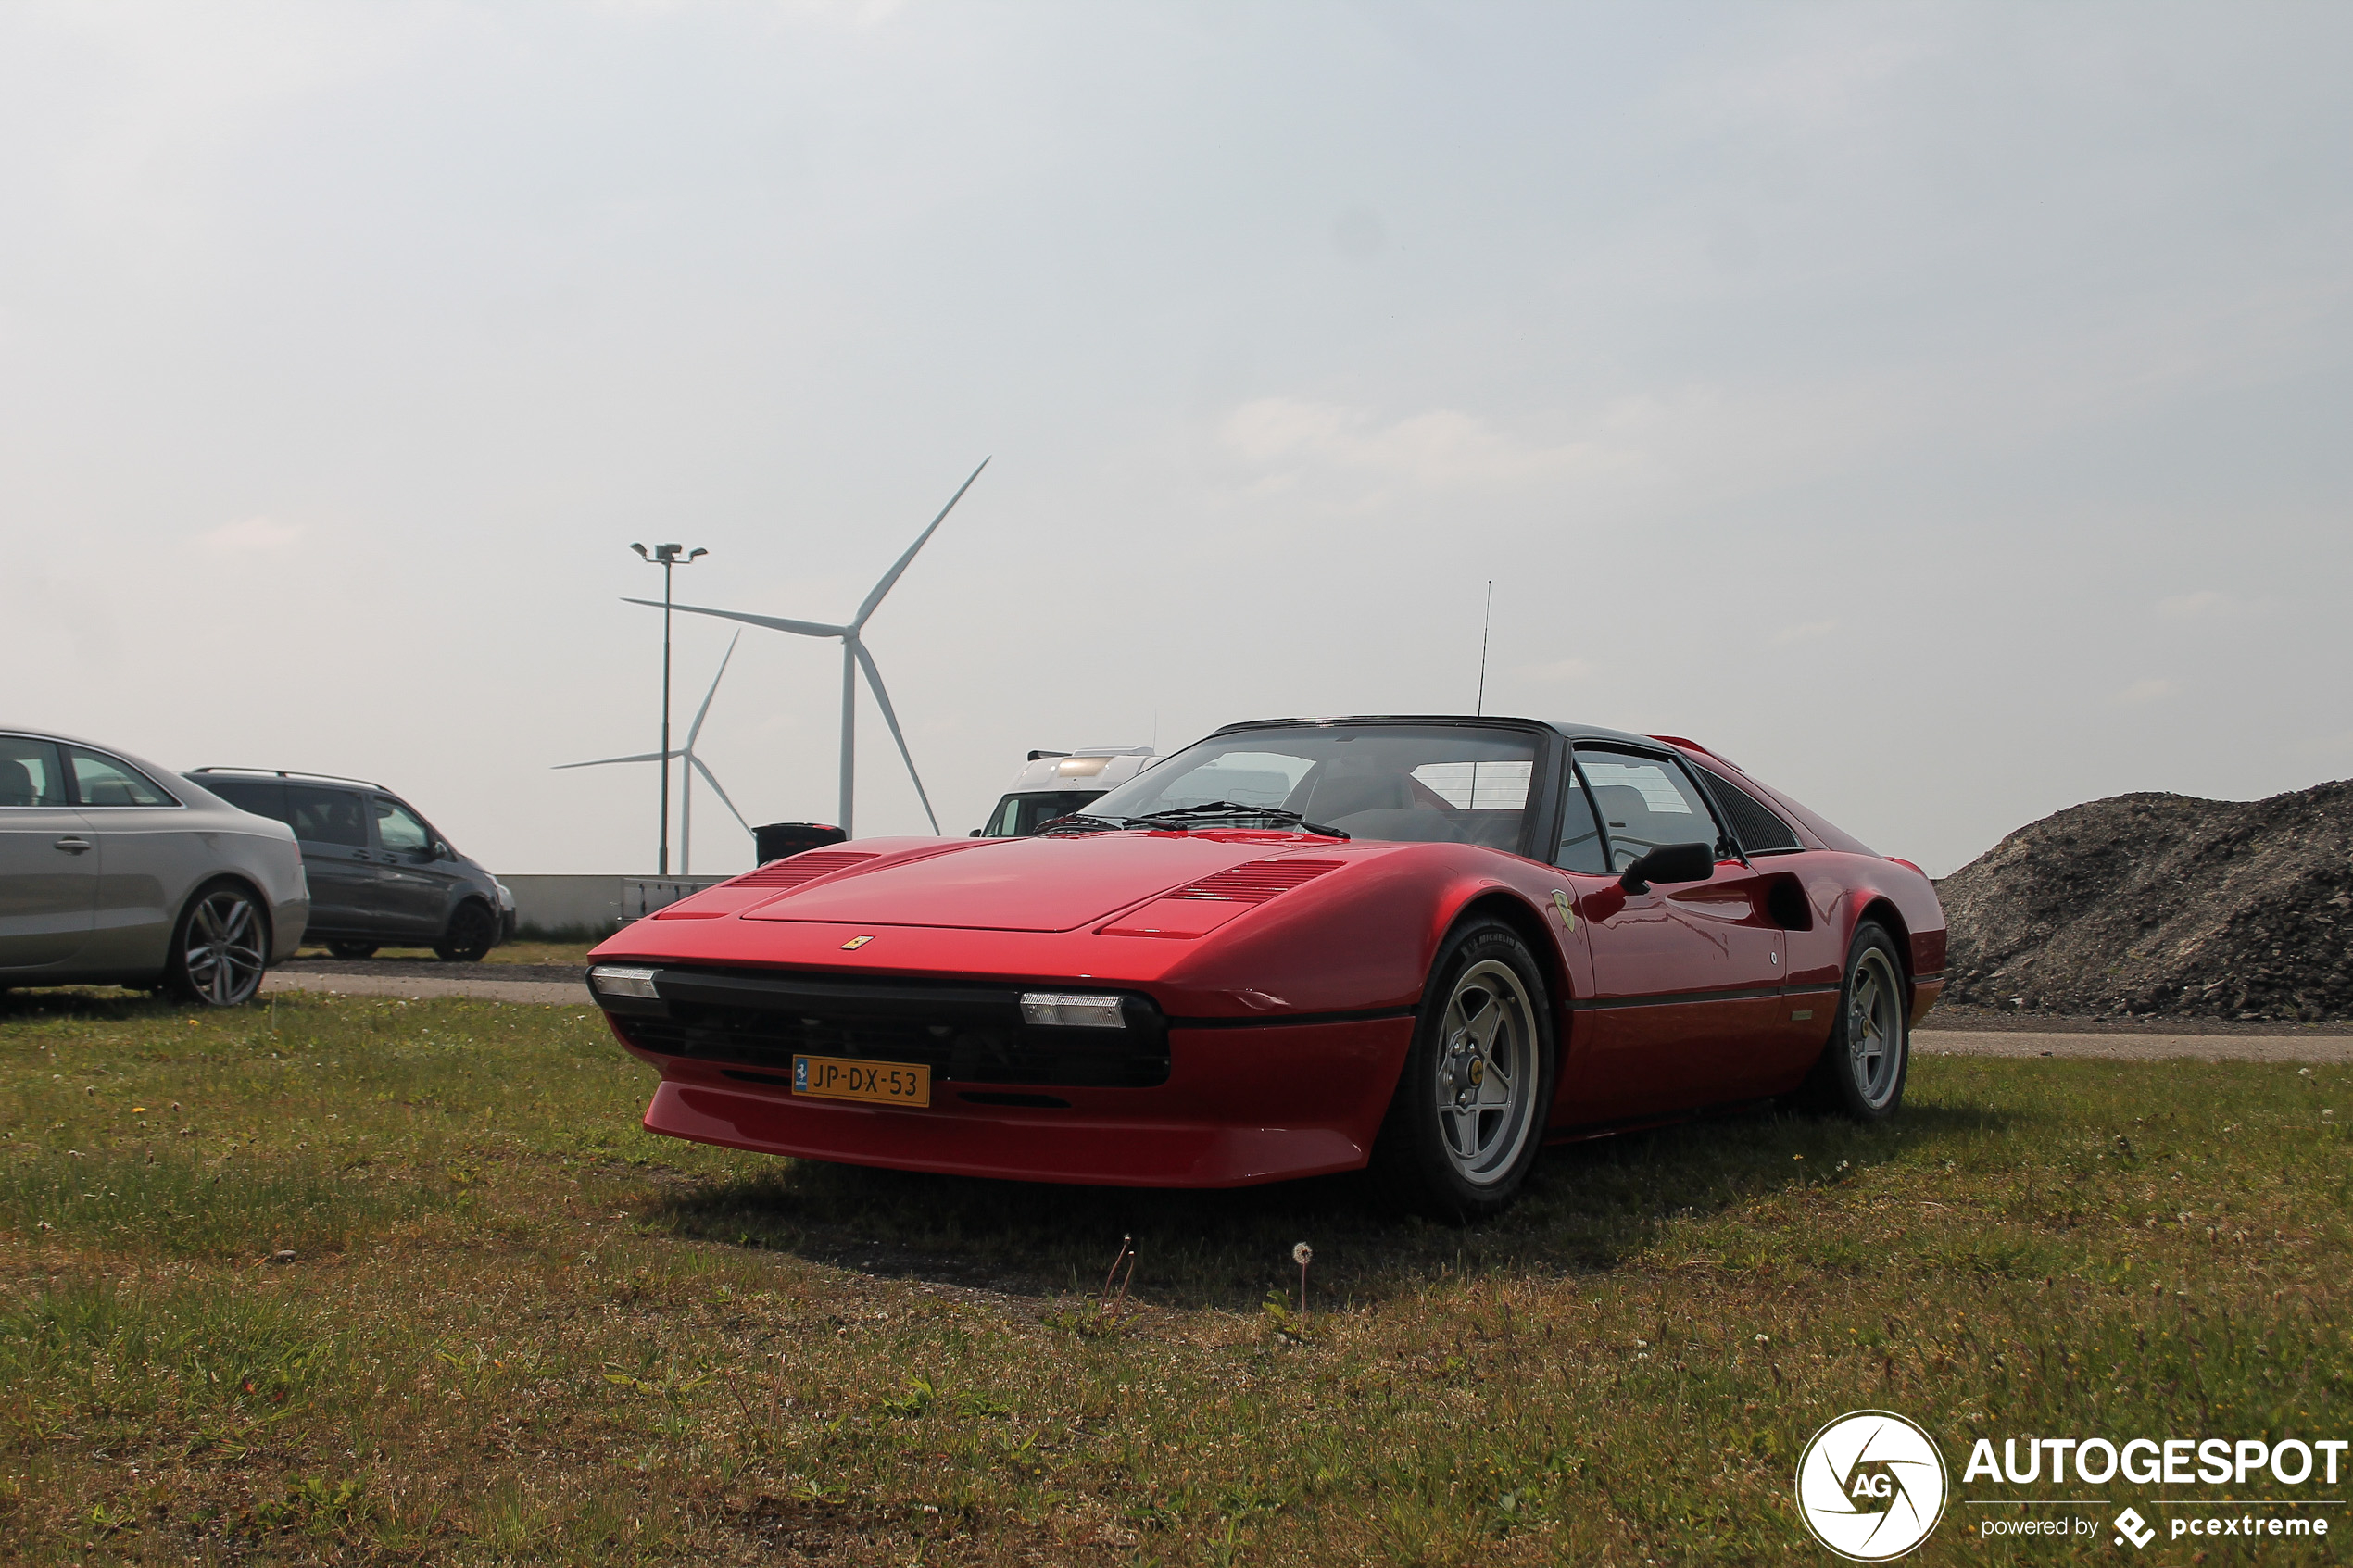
[433, 841, 454, 860]
[1618, 841, 1714, 893]
[968, 829, 983, 837]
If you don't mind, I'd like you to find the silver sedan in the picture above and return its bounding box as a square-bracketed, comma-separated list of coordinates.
[0, 729, 308, 1005]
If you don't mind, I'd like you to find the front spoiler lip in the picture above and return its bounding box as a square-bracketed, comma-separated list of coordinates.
[642, 1079, 1370, 1188]
[614, 1010, 1418, 1189]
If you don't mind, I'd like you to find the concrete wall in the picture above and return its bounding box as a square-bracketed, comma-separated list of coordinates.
[504, 874, 727, 936]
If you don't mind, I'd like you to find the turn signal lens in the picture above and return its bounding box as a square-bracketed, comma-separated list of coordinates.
[1019, 992, 1126, 1028]
[589, 965, 661, 999]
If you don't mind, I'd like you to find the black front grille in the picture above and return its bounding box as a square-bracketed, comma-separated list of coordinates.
[606, 967, 1169, 1089]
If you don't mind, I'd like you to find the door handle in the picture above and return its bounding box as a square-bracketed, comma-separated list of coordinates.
[53, 836, 92, 854]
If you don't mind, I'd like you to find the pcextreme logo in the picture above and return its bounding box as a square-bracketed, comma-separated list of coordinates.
[1796, 1410, 1950, 1561]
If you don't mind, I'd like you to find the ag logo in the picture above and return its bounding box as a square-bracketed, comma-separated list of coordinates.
[1795, 1410, 1948, 1561]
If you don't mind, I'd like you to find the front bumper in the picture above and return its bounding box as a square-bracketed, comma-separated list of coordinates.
[592, 964, 1412, 1187]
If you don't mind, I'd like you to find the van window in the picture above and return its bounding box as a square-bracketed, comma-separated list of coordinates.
[982, 790, 1109, 836]
[286, 785, 369, 847]
[197, 778, 291, 824]
[374, 798, 433, 854]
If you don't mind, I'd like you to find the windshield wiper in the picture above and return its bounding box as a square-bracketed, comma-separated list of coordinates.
[1133, 802, 1351, 839]
[1034, 813, 1158, 836]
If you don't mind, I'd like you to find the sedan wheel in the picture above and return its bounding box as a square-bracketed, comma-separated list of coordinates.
[167, 884, 270, 1007]
[1371, 920, 1554, 1221]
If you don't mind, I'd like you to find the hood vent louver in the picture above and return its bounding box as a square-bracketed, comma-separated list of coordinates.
[728, 850, 878, 890]
[1169, 859, 1346, 905]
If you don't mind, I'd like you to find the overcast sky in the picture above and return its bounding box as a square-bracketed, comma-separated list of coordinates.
[5, 2, 2348, 876]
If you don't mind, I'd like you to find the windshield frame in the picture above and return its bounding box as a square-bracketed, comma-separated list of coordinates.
[1075, 716, 1568, 859]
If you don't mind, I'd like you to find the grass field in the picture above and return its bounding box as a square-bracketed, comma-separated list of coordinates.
[1, 991, 2346, 1564]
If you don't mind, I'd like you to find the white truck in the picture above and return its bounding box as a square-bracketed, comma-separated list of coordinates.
[973, 746, 1155, 836]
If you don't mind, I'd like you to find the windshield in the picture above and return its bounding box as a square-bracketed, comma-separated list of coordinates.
[1077, 722, 1540, 849]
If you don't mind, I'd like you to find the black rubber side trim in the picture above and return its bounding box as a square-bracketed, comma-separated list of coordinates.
[1165, 1005, 1416, 1031]
[1567, 983, 1789, 1011]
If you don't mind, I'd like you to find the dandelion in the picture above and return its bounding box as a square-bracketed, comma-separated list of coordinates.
[1793, 1154, 1804, 1161]
[1755, 1334, 1770, 1345]
[2299, 1068, 2313, 1076]
[1292, 1242, 1314, 1310]
[1836, 1160, 1850, 1173]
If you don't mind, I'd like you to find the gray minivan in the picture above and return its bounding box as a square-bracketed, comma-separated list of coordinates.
[185, 768, 512, 961]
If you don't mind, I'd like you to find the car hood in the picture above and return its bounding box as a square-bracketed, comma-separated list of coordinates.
[728, 833, 1353, 934]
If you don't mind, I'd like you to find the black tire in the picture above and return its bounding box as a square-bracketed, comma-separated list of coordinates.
[163, 881, 271, 1007]
[433, 901, 497, 963]
[1797, 922, 1910, 1121]
[326, 940, 379, 960]
[1368, 919, 1555, 1223]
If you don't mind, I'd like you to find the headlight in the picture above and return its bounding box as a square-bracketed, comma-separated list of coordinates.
[1019, 992, 1127, 1028]
[496, 881, 515, 912]
[589, 965, 661, 1000]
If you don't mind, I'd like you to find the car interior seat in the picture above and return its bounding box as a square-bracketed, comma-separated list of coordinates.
[1297, 761, 1416, 824]
[0, 759, 38, 807]
[1590, 784, 1659, 865]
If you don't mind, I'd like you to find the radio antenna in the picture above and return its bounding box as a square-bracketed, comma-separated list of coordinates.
[1475, 580, 1493, 715]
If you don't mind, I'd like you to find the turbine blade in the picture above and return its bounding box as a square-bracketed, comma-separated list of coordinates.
[851, 458, 989, 630]
[686, 631, 740, 746]
[623, 598, 847, 639]
[552, 750, 676, 769]
[850, 639, 940, 834]
[689, 754, 755, 836]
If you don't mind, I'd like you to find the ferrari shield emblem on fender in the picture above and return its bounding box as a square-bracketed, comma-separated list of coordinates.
[1551, 890, 1576, 931]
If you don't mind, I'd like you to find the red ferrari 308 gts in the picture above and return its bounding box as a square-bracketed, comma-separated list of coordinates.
[585, 717, 1946, 1219]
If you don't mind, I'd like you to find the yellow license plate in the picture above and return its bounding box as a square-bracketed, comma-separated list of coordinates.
[792, 1055, 931, 1107]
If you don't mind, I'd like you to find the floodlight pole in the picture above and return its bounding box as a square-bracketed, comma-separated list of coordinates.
[630, 542, 707, 875]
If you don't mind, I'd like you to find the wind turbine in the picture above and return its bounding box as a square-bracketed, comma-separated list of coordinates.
[556, 633, 753, 874]
[625, 458, 987, 837]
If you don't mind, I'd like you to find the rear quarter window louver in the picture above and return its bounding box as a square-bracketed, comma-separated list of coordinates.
[1694, 768, 1804, 855]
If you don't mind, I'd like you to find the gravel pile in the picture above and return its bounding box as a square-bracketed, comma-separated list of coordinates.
[1938, 779, 2353, 1022]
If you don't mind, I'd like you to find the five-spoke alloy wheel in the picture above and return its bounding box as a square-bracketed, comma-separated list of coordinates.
[165, 882, 271, 1007]
[1372, 919, 1554, 1221]
[1802, 922, 1910, 1121]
